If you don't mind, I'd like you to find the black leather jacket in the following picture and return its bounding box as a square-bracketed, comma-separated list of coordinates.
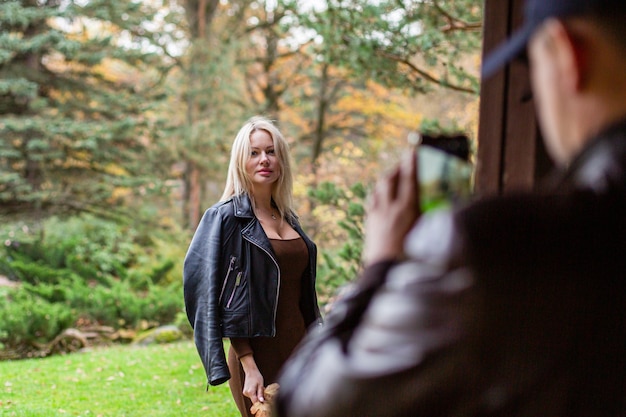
[183, 194, 321, 386]
[277, 119, 626, 417]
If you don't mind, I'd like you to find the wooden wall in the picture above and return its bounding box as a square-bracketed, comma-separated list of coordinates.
[475, 0, 552, 197]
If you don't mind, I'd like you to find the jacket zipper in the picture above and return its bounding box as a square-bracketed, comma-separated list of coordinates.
[218, 256, 236, 304]
[226, 272, 242, 309]
[243, 234, 280, 336]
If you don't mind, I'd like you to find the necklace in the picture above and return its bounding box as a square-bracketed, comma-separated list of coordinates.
[257, 206, 277, 220]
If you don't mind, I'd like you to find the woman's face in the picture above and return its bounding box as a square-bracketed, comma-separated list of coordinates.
[246, 129, 280, 189]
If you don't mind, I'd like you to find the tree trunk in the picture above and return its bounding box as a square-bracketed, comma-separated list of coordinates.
[182, 0, 220, 229]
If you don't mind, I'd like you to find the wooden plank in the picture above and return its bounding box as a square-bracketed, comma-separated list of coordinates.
[501, 0, 539, 192]
[477, 0, 547, 196]
[475, 0, 511, 197]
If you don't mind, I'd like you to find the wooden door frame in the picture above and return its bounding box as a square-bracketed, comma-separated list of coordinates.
[475, 0, 552, 197]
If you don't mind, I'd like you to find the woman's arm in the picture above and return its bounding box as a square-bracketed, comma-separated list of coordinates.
[230, 338, 266, 404]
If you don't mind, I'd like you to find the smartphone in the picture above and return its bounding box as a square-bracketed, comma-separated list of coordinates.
[409, 132, 473, 212]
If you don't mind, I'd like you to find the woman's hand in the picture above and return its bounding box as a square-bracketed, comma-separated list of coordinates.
[240, 354, 265, 404]
[362, 149, 420, 265]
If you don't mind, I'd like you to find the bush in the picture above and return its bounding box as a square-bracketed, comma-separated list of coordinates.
[18, 276, 182, 329]
[174, 310, 194, 338]
[0, 287, 75, 349]
[0, 215, 185, 357]
[309, 181, 367, 305]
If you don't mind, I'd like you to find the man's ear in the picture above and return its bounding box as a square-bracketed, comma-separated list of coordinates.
[543, 19, 588, 92]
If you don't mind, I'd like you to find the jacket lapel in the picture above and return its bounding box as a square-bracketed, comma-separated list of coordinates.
[234, 194, 275, 255]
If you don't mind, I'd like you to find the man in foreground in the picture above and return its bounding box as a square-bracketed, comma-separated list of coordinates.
[276, 0, 626, 416]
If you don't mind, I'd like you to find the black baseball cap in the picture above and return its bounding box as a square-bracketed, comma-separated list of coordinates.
[482, 0, 620, 78]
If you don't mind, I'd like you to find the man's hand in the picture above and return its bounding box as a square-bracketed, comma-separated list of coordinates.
[362, 149, 420, 265]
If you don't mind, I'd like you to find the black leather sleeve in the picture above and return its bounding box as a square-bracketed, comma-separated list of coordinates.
[183, 207, 230, 386]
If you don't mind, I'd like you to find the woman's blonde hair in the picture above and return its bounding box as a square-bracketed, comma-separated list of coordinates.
[220, 116, 294, 218]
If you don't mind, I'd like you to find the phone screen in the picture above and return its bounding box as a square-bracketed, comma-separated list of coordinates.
[413, 133, 473, 212]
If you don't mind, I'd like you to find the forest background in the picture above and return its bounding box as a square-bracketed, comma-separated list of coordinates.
[0, 0, 482, 358]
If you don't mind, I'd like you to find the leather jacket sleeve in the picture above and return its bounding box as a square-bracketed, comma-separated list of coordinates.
[183, 207, 230, 386]
[277, 211, 483, 417]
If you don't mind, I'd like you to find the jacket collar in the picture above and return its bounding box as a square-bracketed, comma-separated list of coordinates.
[232, 194, 255, 219]
[559, 117, 626, 192]
[231, 193, 299, 226]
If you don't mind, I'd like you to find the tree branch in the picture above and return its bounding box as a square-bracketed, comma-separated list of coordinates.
[433, 1, 482, 33]
[375, 49, 477, 94]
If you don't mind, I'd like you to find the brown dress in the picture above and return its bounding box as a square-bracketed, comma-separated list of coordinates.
[227, 237, 309, 417]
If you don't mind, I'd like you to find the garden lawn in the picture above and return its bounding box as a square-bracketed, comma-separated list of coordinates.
[0, 340, 239, 417]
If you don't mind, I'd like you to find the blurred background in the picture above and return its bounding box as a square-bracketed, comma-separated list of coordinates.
[0, 0, 482, 361]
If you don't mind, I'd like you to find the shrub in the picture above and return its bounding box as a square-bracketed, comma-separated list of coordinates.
[0, 287, 74, 349]
[174, 311, 194, 338]
[309, 181, 367, 304]
[0, 215, 184, 357]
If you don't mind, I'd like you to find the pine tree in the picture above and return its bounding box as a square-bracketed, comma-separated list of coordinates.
[307, 0, 483, 95]
[0, 0, 175, 220]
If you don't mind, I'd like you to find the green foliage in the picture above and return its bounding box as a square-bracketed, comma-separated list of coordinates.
[0, 289, 74, 347]
[0, 0, 175, 219]
[2, 215, 138, 284]
[0, 289, 8, 349]
[309, 181, 368, 302]
[174, 311, 194, 338]
[0, 215, 183, 354]
[15, 276, 181, 331]
[303, 0, 483, 94]
[419, 117, 464, 136]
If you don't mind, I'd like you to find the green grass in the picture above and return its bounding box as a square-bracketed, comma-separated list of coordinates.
[0, 341, 239, 417]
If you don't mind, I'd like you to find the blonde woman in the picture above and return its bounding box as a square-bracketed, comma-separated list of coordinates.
[183, 116, 321, 417]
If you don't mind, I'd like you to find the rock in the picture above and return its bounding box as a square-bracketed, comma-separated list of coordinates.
[0, 275, 19, 288]
[131, 325, 183, 346]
